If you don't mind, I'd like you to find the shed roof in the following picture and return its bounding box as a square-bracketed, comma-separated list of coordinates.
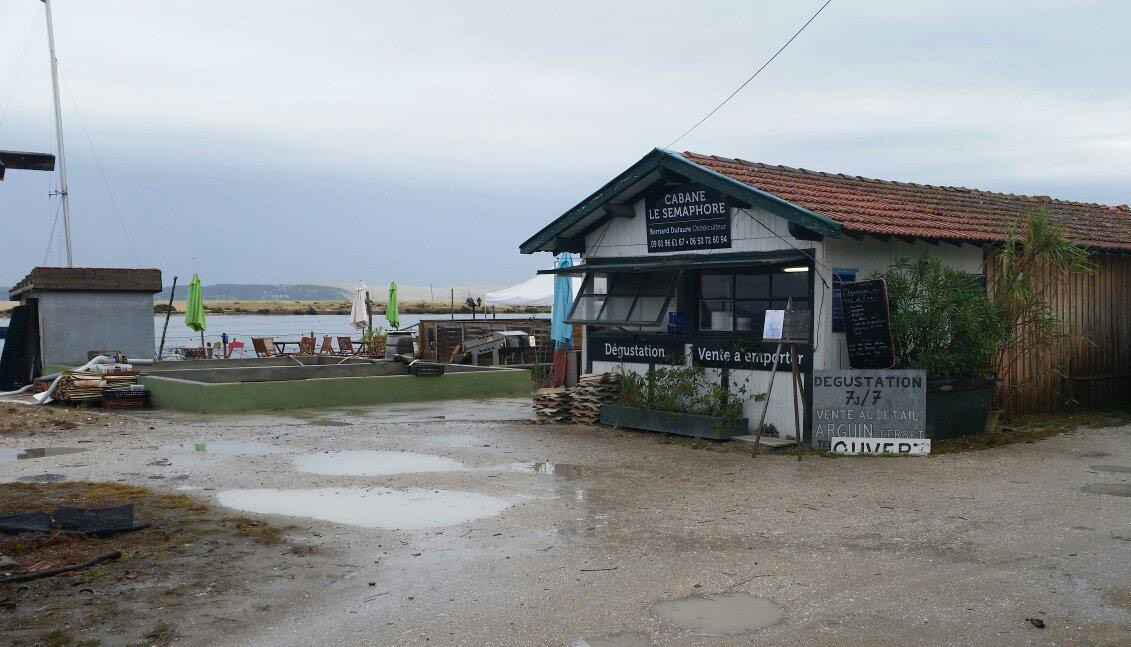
[520, 149, 1131, 254]
[9, 267, 163, 299]
[683, 152, 1131, 251]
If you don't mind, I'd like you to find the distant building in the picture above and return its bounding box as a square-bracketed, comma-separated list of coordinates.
[5, 267, 162, 381]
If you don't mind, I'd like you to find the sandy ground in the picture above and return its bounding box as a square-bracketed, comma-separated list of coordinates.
[1, 399, 1129, 647]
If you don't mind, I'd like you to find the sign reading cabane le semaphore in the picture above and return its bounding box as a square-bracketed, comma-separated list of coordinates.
[645, 183, 732, 252]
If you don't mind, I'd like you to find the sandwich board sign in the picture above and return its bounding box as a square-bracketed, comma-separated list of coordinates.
[840, 279, 896, 369]
[811, 369, 927, 453]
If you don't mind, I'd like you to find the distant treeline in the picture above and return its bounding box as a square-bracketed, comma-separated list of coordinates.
[156, 283, 351, 301]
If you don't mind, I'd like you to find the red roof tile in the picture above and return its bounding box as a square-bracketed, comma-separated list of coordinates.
[682, 152, 1131, 251]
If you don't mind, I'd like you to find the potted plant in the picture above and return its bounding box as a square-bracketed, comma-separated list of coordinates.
[600, 364, 764, 440]
[879, 210, 1090, 438]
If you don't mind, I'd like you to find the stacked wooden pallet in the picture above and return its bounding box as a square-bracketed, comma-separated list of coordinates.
[533, 387, 571, 423]
[569, 373, 621, 425]
[55, 371, 139, 404]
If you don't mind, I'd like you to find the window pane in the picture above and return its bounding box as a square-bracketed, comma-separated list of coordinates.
[772, 271, 808, 298]
[599, 296, 635, 321]
[569, 295, 605, 321]
[700, 273, 732, 299]
[637, 271, 678, 296]
[771, 298, 807, 311]
[736, 273, 770, 298]
[609, 273, 644, 296]
[736, 300, 770, 332]
[700, 299, 733, 331]
[627, 296, 668, 323]
[582, 273, 608, 296]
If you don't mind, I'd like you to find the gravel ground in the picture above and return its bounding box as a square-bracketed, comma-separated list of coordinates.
[1, 398, 1129, 647]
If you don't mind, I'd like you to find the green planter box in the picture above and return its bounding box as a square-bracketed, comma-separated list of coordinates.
[926, 377, 994, 440]
[599, 404, 747, 440]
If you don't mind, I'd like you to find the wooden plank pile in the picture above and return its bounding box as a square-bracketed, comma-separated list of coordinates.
[569, 373, 621, 425]
[55, 370, 143, 406]
[533, 387, 571, 423]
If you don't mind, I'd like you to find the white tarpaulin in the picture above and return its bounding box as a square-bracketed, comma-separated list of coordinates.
[483, 274, 582, 307]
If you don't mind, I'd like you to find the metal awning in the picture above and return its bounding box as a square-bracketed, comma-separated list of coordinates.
[537, 249, 812, 276]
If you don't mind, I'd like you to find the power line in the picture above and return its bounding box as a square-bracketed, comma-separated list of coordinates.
[666, 0, 834, 149]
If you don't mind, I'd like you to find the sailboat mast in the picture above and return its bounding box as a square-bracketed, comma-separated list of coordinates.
[43, 0, 73, 267]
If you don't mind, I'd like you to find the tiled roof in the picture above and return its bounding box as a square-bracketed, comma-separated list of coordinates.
[682, 152, 1131, 251]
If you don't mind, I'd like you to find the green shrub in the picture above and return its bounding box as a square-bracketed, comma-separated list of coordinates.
[617, 364, 764, 422]
[879, 257, 1006, 380]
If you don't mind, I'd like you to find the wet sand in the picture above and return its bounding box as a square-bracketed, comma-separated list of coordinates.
[2, 398, 1130, 646]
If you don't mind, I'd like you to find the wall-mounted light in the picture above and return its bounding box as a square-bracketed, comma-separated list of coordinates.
[782, 266, 809, 273]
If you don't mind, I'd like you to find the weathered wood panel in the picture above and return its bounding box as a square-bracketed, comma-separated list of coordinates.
[416, 318, 552, 365]
[988, 251, 1131, 415]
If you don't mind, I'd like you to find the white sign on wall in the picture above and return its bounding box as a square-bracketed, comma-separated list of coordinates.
[762, 309, 784, 339]
[830, 437, 931, 455]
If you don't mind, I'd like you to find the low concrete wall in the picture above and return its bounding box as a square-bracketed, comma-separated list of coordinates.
[140, 367, 532, 413]
[149, 362, 404, 383]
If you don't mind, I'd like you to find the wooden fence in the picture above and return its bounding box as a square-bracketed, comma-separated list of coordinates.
[988, 251, 1131, 415]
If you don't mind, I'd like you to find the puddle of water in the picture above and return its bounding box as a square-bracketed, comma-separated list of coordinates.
[508, 461, 581, 477]
[1083, 483, 1131, 497]
[294, 451, 465, 476]
[1090, 464, 1131, 474]
[162, 441, 282, 456]
[572, 633, 651, 647]
[304, 418, 353, 427]
[652, 592, 783, 635]
[217, 487, 510, 529]
[16, 473, 67, 482]
[0, 447, 88, 462]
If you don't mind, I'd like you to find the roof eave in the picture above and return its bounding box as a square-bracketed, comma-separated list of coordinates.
[519, 149, 843, 255]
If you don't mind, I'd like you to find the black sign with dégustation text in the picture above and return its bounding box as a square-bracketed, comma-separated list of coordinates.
[840, 279, 896, 369]
[645, 183, 732, 253]
[587, 337, 685, 365]
[692, 340, 810, 372]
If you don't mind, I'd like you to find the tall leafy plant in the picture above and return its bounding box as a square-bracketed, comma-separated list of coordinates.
[880, 258, 1006, 380]
[990, 209, 1091, 385]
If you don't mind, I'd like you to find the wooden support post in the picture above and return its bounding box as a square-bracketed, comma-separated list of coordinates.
[751, 341, 783, 457]
[791, 345, 804, 461]
[157, 275, 177, 360]
[752, 297, 793, 457]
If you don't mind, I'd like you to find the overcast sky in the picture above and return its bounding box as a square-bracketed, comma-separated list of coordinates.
[1, 0, 1128, 287]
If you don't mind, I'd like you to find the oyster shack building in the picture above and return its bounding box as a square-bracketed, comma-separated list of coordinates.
[522, 149, 1131, 438]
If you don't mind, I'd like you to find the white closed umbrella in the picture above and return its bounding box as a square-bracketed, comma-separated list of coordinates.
[349, 281, 369, 331]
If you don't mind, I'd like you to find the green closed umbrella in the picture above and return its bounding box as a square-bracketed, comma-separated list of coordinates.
[386, 282, 400, 330]
[184, 273, 207, 349]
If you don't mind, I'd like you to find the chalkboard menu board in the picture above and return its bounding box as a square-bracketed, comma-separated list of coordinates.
[645, 183, 732, 253]
[840, 279, 895, 369]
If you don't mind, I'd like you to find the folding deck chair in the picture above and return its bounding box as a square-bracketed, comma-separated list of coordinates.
[251, 337, 279, 357]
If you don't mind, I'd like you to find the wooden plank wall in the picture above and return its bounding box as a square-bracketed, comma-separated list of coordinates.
[416, 319, 552, 365]
[988, 251, 1131, 415]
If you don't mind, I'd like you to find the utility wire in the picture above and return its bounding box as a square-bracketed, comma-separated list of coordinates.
[0, 12, 41, 133]
[666, 0, 834, 149]
[60, 68, 142, 267]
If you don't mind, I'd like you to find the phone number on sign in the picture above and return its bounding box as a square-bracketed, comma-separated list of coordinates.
[649, 235, 729, 249]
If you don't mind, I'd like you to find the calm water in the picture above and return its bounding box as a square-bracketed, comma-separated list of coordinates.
[0, 313, 547, 358]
